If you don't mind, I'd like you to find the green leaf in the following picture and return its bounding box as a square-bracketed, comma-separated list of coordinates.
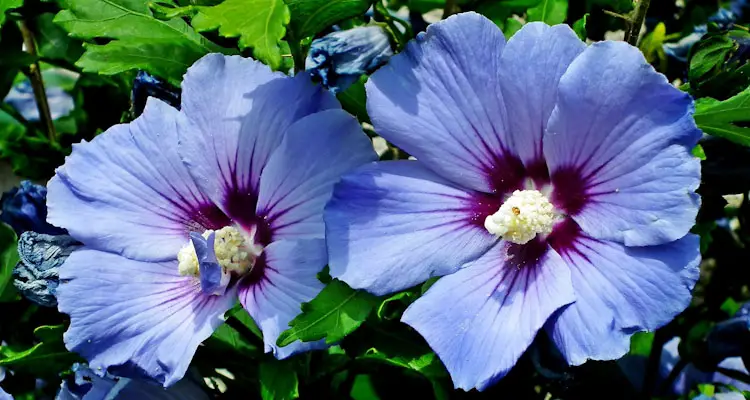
[336, 75, 369, 123]
[688, 34, 735, 83]
[35, 13, 84, 63]
[192, 0, 290, 69]
[206, 307, 262, 357]
[285, 0, 372, 39]
[628, 332, 654, 357]
[277, 279, 378, 347]
[54, 0, 223, 85]
[0, 222, 18, 302]
[721, 297, 742, 316]
[350, 374, 380, 400]
[259, 359, 299, 400]
[360, 348, 446, 379]
[0, 325, 81, 376]
[527, 0, 567, 25]
[0, 0, 22, 31]
[694, 86, 750, 146]
[0, 22, 32, 99]
[692, 144, 706, 160]
[476, 0, 540, 26]
[573, 13, 588, 41]
[502, 18, 523, 39]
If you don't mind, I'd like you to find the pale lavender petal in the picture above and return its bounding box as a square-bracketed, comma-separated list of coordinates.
[546, 234, 701, 365]
[239, 240, 327, 359]
[48, 98, 228, 262]
[325, 161, 497, 296]
[544, 41, 701, 246]
[178, 54, 339, 228]
[498, 22, 585, 174]
[402, 240, 574, 390]
[366, 12, 518, 194]
[57, 248, 236, 386]
[256, 109, 376, 241]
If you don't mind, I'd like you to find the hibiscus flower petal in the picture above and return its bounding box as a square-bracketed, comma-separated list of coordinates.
[546, 234, 700, 365]
[402, 240, 574, 390]
[47, 98, 227, 262]
[57, 248, 236, 386]
[239, 239, 327, 359]
[256, 109, 376, 241]
[498, 22, 585, 174]
[178, 54, 339, 227]
[325, 160, 496, 295]
[544, 41, 701, 246]
[366, 12, 518, 194]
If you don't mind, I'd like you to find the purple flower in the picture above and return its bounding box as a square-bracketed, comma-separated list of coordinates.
[47, 54, 375, 386]
[305, 26, 394, 93]
[1, 181, 66, 236]
[57, 363, 207, 399]
[325, 13, 702, 390]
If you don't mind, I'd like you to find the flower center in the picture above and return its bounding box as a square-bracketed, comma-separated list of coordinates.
[177, 226, 262, 278]
[484, 190, 557, 245]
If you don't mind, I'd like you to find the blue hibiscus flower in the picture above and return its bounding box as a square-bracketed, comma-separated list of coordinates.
[325, 12, 702, 390]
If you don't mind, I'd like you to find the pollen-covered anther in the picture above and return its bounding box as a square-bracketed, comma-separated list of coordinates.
[484, 190, 557, 245]
[177, 226, 260, 277]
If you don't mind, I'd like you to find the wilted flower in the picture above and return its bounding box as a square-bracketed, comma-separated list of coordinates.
[48, 54, 375, 386]
[305, 26, 394, 93]
[1, 181, 66, 235]
[326, 13, 701, 390]
[13, 232, 80, 307]
[57, 363, 207, 399]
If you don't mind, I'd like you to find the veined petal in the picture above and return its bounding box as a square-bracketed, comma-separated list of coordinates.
[325, 161, 497, 296]
[178, 54, 339, 228]
[239, 240, 327, 359]
[48, 98, 227, 262]
[256, 109, 376, 241]
[544, 41, 701, 246]
[57, 249, 236, 387]
[546, 234, 701, 365]
[366, 12, 518, 194]
[402, 240, 574, 391]
[498, 22, 585, 174]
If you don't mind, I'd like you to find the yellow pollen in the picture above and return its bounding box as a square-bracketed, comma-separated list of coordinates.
[484, 190, 557, 245]
[177, 226, 259, 277]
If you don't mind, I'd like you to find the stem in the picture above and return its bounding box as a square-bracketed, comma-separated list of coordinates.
[17, 20, 57, 144]
[658, 359, 688, 395]
[442, 0, 456, 19]
[643, 330, 667, 397]
[716, 367, 750, 386]
[374, 1, 408, 50]
[286, 31, 306, 74]
[624, 0, 651, 46]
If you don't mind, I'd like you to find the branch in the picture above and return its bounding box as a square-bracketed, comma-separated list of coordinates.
[18, 20, 57, 144]
[624, 0, 651, 46]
